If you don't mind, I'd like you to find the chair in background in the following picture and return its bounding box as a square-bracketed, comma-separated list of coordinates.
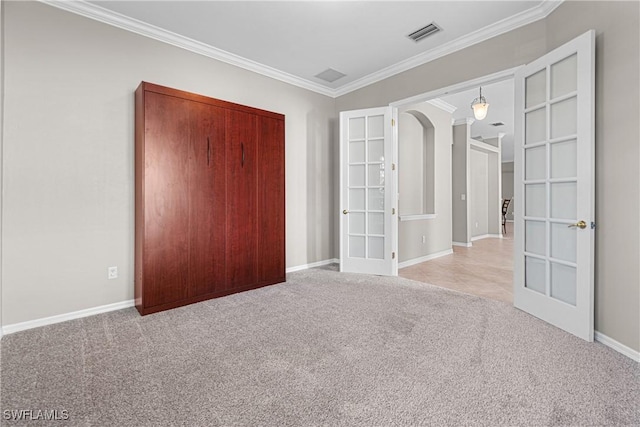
[502, 198, 512, 234]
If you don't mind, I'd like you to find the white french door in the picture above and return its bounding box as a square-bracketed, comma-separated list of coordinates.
[513, 30, 595, 341]
[339, 107, 396, 276]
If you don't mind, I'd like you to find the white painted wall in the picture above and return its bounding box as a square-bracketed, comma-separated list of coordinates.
[2, 2, 336, 326]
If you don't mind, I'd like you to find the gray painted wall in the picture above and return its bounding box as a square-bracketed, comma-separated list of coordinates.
[502, 162, 514, 221]
[398, 102, 453, 263]
[337, 1, 640, 351]
[2, 1, 637, 353]
[2, 2, 336, 326]
[452, 123, 469, 244]
[470, 150, 489, 238]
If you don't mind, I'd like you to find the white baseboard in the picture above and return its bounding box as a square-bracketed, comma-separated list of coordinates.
[286, 258, 339, 273]
[452, 241, 473, 247]
[2, 299, 135, 336]
[1, 260, 339, 337]
[398, 249, 453, 269]
[471, 233, 503, 241]
[594, 331, 640, 362]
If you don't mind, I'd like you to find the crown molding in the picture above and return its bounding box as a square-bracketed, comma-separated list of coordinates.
[426, 98, 457, 114]
[453, 117, 476, 126]
[333, 0, 563, 97]
[40, 0, 562, 99]
[39, 0, 336, 97]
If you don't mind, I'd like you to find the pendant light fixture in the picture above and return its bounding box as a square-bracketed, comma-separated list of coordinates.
[471, 87, 489, 120]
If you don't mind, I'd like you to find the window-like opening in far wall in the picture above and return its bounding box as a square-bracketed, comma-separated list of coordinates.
[399, 110, 435, 219]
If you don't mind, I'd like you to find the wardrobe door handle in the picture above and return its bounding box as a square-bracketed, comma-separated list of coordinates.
[241, 143, 245, 167]
[207, 137, 211, 166]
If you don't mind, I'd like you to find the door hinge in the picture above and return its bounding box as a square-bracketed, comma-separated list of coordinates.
[392, 208, 396, 215]
[392, 252, 396, 259]
[391, 119, 396, 126]
[392, 163, 396, 171]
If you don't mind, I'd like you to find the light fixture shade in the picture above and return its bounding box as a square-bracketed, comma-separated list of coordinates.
[471, 87, 489, 120]
[472, 102, 489, 120]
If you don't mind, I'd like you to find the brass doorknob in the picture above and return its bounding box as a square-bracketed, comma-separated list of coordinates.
[568, 220, 587, 229]
[343, 210, 349, 215]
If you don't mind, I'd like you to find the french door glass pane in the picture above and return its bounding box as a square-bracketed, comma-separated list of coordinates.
[551, 182, 577, 219]
[551, 140, 577, 179]
[551, 262, 577, 305]
[368, 139, 384, 162]
[368, 188, 384, 210]
[525, 256, 546, 294]
[551, 97, 577, 139]
[525, 221, 546, 255]
[525, 108, 546, 144]
[525, 146, 546, 180]
[349, 236, 365, 258]
[368, 115, 384, 138]
[349, 165, 365, 186]
[349, 118, 365, 139]
[349, 189, 365, 210]
[525, 184, 546, 217]
[525, 69, 546, 108]
[551, 222, 576, 263]
[368, 213, 384, 235]
[349, 140, 365, 163]
[551, 54, 577, 99]
[368, 164, 384, 186]
[368, 237, 384, 259]
[349, 213, 365, 235]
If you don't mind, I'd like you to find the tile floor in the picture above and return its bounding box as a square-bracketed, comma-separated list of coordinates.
[400, 223, 514, 303]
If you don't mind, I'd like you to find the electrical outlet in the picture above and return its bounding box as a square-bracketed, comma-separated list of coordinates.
[108, 266, 118, 280]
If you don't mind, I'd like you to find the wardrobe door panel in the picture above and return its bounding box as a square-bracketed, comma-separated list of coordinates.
[258, 116, 286, 283]
[143, 92, 190, 308]
[226, 109, 258, 289]
[188, 103, 227, 297]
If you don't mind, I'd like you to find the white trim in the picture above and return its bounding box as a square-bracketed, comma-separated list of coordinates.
[470, 139, 501, 154]
[39, 0, 335, 97]
[2, 300, 135, 335]
[453, 117, 475, 126]
[39, 0, 561, 99]
[398, 249, 453, 269]
[471, 233, 503, 241]
[390, 67, 522, 109]
[426, 98, 457, 114]
[286, 258, 339, 274]
[452, 241, 473, 248]
[334, 1, 562, 97]
[399, 214, 437, 222]
[594, 331, 640, 362]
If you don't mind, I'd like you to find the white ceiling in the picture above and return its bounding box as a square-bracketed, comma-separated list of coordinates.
[69, 0, 561, 96]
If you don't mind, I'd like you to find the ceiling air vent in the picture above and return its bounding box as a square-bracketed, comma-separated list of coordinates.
[490, 122, 505, 127]
[407, 22, 442, 42]
[315, 68, 346, 83]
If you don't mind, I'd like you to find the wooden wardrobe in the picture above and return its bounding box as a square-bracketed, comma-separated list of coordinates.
[134, 82, 285, 315]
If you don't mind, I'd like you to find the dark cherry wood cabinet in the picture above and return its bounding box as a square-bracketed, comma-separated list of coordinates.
[135, 82, 285, 315]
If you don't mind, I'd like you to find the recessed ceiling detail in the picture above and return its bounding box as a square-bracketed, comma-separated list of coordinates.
[314, 68, 347, 83]
[407, 22, 442, 42]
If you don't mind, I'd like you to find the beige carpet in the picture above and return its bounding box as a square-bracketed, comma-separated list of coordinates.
[1, 267, 638, 426]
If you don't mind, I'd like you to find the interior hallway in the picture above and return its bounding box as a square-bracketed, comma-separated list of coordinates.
[400, 223, 514, 303]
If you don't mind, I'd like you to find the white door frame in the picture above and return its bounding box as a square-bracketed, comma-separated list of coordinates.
[388, 66, 522, 263]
